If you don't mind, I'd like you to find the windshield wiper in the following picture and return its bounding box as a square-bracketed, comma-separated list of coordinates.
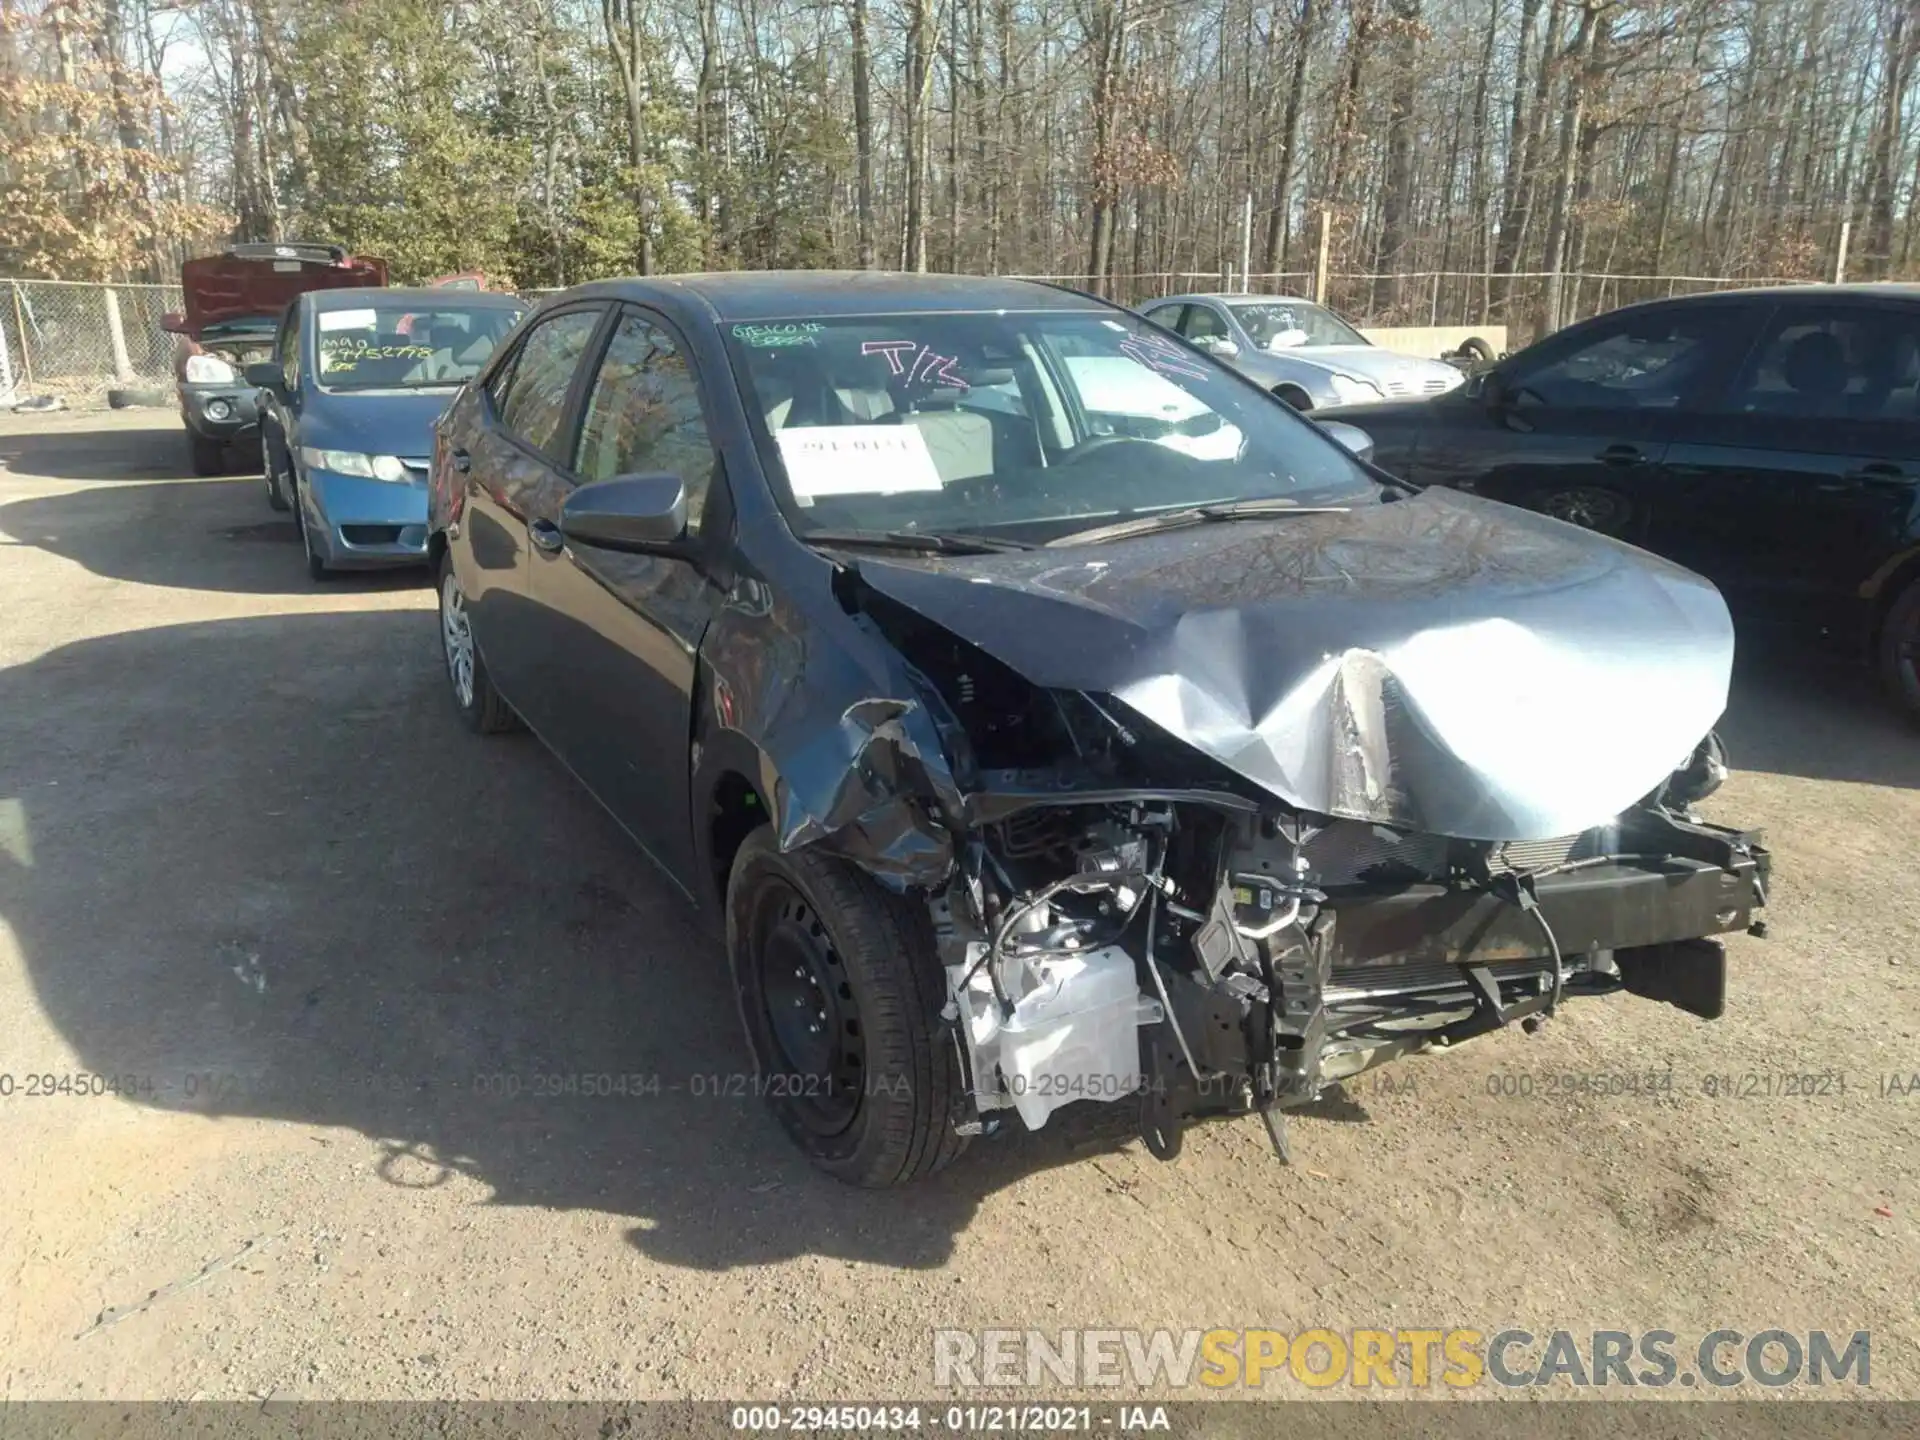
[803, 528, 1036, 556]
[1046, 498, 1351, 546]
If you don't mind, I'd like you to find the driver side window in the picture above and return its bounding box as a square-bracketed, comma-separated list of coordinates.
[1179, 306, 1229, 343]
[573, 311, 715, 535]
[1506, 307, 1755, 412]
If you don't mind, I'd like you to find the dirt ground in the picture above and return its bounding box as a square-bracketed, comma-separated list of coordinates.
[0, 410, 1914, 1406]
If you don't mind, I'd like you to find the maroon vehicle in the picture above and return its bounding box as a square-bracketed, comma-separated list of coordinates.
[161, 242, 387, 479]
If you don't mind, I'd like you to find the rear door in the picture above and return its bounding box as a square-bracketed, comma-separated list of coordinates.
[1421, 301, 1764, 544]
[1657, 297, 1920, 637]
[521, 305, 729, 892]
[443, 303, 608, 717]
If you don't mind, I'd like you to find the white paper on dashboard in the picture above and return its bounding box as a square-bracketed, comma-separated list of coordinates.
[318, 309, 378, 331]
[774, 425, 944, 504]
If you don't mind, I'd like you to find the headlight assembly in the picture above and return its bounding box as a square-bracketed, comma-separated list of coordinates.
[298, 448, 412, 483]
[185, 353, 238, 384]
[1328, 373, 1384, 405]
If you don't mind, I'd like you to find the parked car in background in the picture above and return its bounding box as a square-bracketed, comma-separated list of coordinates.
[1321, 284, 1920, 720]
[1137, 293, 1467, 410]
[161, 242, 387, 476]
[249, 287, 525, 579]
[427, 271, 1763, 1187]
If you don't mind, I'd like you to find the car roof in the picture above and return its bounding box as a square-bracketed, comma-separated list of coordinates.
[307, 286, 526, 310]
[553, 270, 1114, 323]
[1151, 293, 1319, 308]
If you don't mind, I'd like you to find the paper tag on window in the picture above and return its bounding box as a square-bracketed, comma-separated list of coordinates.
[775, 425, 944, 504]
[319, 309, 378, 331]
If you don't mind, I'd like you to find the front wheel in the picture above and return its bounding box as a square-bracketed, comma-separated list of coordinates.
[725, 828, 968, 1187]
[1877, 579, 1920, 725]
[438, 554, 520, 734]
[187, 432, 226, 476]
[263, 444, 290, 512]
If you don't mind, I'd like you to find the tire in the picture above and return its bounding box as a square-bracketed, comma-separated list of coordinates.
[725, 828, 968, 1187]
[438, 553, 520, 734]
[263, 443, 290, 512]
[1876, 579, 1920, 725]
[108, 386, 170, 409]
[1274, 385, 1312, 411]
[301, 513, 330, 580]
[1454, 336, 1496, 364]
[187, 431, 227, 476]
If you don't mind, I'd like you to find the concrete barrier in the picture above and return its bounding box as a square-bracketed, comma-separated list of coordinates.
[1360, 324, 1508, 359]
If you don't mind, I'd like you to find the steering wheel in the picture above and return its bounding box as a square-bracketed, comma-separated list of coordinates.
[1062, 433, 1141, 463]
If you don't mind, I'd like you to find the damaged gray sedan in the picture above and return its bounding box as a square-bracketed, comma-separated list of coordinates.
[428, 273, 1768, 1187]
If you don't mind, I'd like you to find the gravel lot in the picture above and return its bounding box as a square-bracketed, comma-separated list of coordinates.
[0, 410, 1915, 1406]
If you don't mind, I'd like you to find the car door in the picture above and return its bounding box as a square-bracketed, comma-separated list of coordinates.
[1420, 301, 1764, 544]
[521, 305, 728, 893]
[1656, 298, 1920, 637]
[257, 299, 302, 471]
[445, 303, 608, 716]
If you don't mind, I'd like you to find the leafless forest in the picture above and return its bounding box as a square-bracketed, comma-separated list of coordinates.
[3, 0, 1918, 330]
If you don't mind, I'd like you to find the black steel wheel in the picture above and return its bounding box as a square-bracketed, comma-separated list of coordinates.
[726, 828, 967, 1187]
[1878, 579, 1920, 726]
[756, 886, 866, 1135]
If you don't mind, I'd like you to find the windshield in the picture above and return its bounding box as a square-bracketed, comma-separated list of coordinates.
[1229, 301, 1368, 350]
[727, 310, 1376, 545]
[314, 303, 523, 392]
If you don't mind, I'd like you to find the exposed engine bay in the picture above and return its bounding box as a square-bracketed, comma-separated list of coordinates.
[837, 575, 1769, 1163]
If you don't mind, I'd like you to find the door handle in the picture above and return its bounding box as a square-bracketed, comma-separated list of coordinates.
[530, 517, 565, 554]
[1596, 444, 1648, 467]
[451, 448, 471, 473]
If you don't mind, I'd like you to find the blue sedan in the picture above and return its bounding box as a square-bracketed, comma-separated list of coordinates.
[250, 287, 525, 578]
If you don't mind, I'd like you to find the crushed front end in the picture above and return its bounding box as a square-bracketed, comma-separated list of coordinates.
[930, 746, 1767, 1162]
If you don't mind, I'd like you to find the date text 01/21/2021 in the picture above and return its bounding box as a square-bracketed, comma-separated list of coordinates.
[729, 1406, 1172, 1433]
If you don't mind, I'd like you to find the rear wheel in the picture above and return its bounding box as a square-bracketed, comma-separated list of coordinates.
[187, 432, 226, 476]
[1877, 579, 1920, 725]
[725, 828, 967, 1187]
[438, 554, 519, 734]
[1274, 384, 1312, 411]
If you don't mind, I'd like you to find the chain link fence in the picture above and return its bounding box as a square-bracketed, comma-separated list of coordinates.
[1, 268, 1838, 408]
[1, 279, 184, 407]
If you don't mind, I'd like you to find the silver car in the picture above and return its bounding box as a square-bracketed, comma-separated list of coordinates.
[1139, 293, 1466, 411]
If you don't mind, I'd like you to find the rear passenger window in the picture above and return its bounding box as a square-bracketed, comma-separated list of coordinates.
[497, 309, 601, 461]
[1722, 309, 1920, 421]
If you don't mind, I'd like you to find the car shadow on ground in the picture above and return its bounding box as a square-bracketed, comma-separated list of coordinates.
[0, 478, 426, 597]
[1721, 649, 1920, 790]
[0, 611, 1151, 1275]
[0, 416, 223, 483]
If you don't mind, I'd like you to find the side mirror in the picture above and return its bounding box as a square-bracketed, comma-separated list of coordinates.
[244, 361, 286, 391]
[561, 472, 687, 553]
[1197, 335, 1240, 359]
[160, 311, 188, 336]
[1318, 420, 1375, 465]
[1477, 370, 1509, 408]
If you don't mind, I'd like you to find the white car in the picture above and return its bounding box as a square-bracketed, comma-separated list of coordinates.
[1138, 293, 1468, 410]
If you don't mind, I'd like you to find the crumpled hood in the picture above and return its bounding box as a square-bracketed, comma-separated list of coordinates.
[847, 487, 1733, 841]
